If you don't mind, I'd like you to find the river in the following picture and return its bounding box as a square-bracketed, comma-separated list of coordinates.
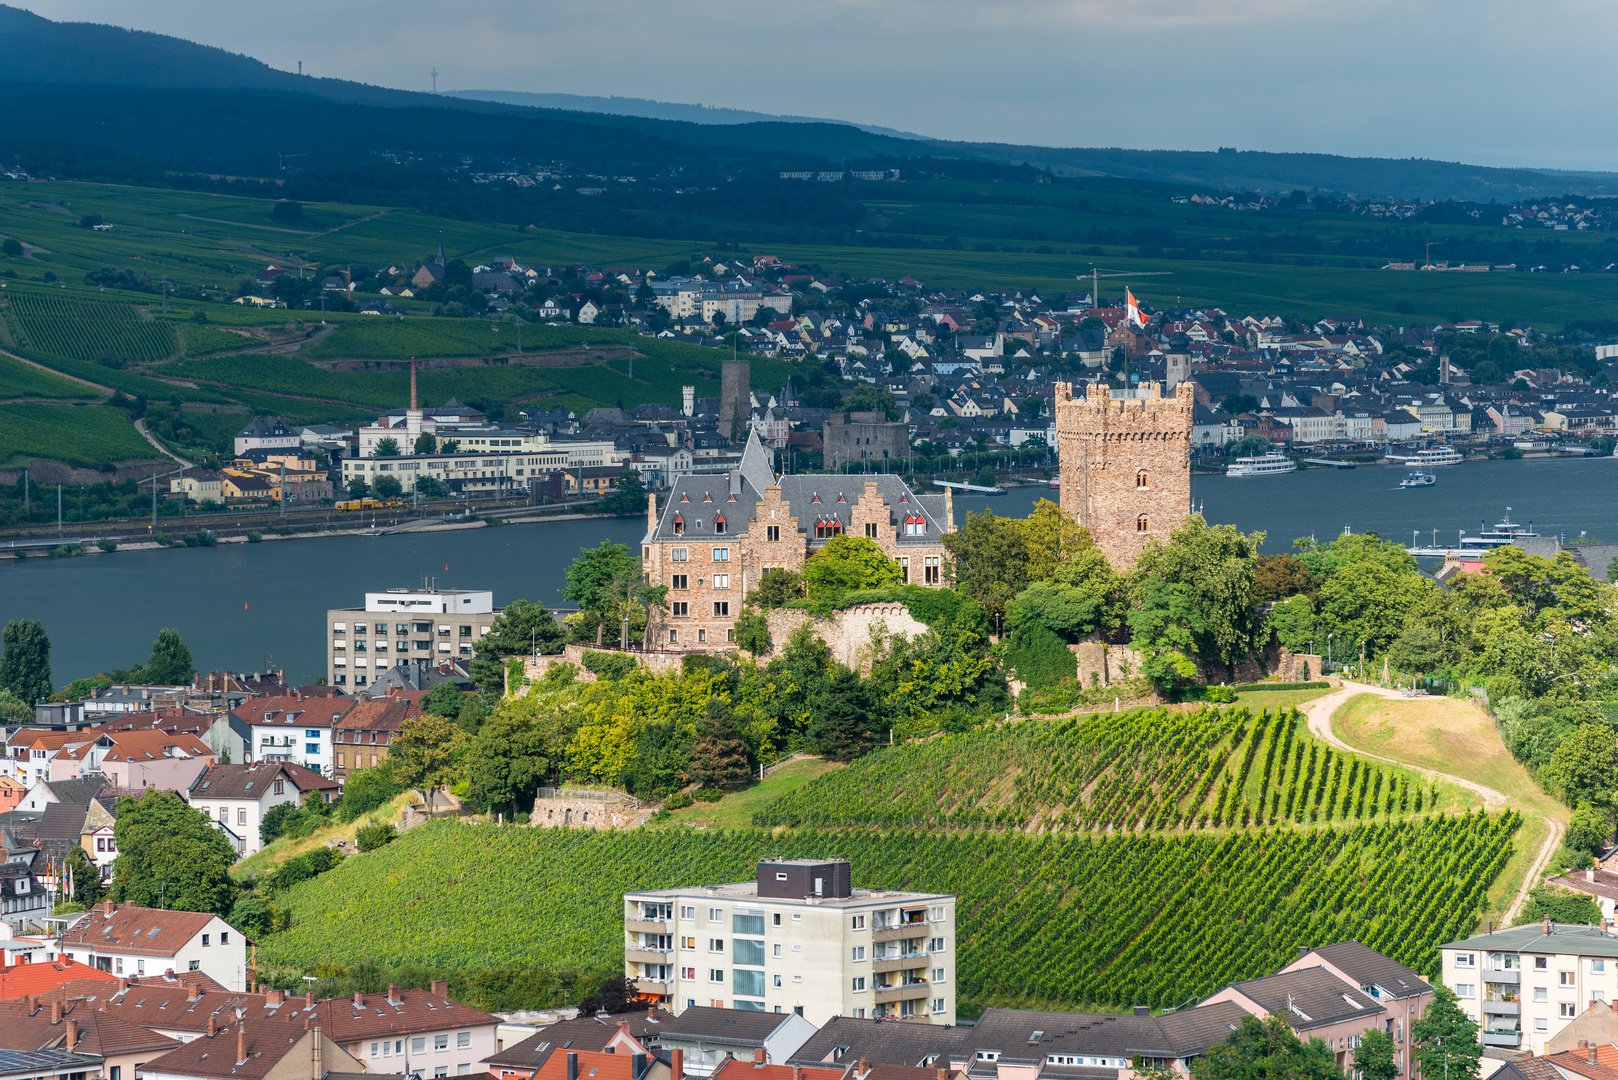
[3, 456, 1614, 687]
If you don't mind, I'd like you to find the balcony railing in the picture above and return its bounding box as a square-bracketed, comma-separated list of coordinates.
[1482, 1032, 1521, 1048]
[626, 947, 673, 965]
[625, 918, 669, 935]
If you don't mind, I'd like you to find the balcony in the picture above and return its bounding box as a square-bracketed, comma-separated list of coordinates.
[874, 957, 924, 974]
[625, 918, 669, 934]
[1481, 1000, 1520, 1015]
[633, 978, 670, 996]
[1481, 1032, 1521, 1048]
[1484, 970, 1519, 984]
[873, 926, 915, 943]
[626, 948, 673, 965]
[873, 982, 930, 1004]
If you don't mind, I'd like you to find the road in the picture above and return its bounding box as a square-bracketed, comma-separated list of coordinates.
[1303, 680, 1562, 925]
[134, 419, 192, 467]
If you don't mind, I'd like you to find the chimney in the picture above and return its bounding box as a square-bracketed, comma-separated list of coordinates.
[672, 1049, 685, 1080]
[118, 978, 128, 992]
[621, 1021, 633, 1040]
[938, 1071, 948, 1080]
[754, 1049, 767, 1066]
[26, 996, 38, 1016]
[315, 1025, 323, 1075]
[65, 1020, 79, 1052]
[305, 1017, 313, 1031]
[305, 991, 314, 1008]
[188, 983, 201, 1001]
[51, 1001, 63, 1024]
[102, 901, 116, 916]
[633, 1053, 648, 1080]
[209, 1016, 219, 1036]
[858, 1059, 870, 1078]
[237, 1025, 248, 1066]
[567, 1052, 579, 1080]
[266, 989, 285, 1006]
[1545, 918, 1553, 935]
[387, 983, 401, 1004]
[1133, 1005, 1149, 1017]
[1589, 869, 1597, 883]
[1590, 1041, 1599, 1066]
[354, 991, 365, 1008]
[793, 1068, 805, 1080]
[1297, 945, 1309, 959]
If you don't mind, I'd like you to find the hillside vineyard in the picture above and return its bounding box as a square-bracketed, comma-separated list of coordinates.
[264, 813, 1519, 1011]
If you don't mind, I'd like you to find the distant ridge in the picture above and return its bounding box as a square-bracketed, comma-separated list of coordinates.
[443, 89, 932, 142]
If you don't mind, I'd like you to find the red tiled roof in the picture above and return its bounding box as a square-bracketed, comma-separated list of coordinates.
[712, 1060, 845, 1080]
[0, 958, 118, 1001]
[0, 997, 179, 1056]
[55, 730, 216, 763]
[231, 696, 353, 729]
[138, 1021, 350, 1080]
[59, 903, 219, 959]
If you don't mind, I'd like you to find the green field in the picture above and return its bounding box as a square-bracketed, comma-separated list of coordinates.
[262, 812, 1517, 1012]
[7, 292, 177, 364]
[0, 353, 98, 400]
[0, 403, 158, 465]
[751, 706, 1472, 831]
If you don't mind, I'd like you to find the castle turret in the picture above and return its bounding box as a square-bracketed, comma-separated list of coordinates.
[1054, 380, 1194, 569]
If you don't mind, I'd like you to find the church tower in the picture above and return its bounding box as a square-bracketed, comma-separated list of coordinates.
[1054, 380, 1194, 570]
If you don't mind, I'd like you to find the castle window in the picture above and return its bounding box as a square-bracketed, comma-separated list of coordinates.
[865, 523, 878, 539]
[904, 515, 927, 536]
[766, 526, 780, 542]
[1136, 470, 1149, 489]
[714, 515, 726, 534]
[1137, 515, 1149, 533]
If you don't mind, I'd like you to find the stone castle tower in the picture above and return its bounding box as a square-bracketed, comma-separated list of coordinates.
[719, 352, 750, 439]
[1054, 380, 1195, 569]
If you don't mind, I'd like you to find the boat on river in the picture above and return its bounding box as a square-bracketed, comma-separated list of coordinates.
[1226, 452, 1297, 477]
[1398, 471, 1436, 488]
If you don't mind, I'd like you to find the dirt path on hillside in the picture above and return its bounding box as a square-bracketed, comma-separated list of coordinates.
[134, 419, 191, 467]
[1304, 681, 1563, 924]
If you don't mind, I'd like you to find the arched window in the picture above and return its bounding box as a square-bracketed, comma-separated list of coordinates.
[1136, 515, 1149, 533]
[1136, 470, 1149, 489]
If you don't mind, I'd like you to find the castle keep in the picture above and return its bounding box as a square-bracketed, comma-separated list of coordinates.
[1055, 380, 1195, 569]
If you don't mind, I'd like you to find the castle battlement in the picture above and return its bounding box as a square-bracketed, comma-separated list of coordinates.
[1055, 380, 1194, 570]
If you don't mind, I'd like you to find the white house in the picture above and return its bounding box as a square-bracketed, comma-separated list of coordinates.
[184, 762, 339, 856]
[59, 902, 247, 989]
[230, 695, 353, 776]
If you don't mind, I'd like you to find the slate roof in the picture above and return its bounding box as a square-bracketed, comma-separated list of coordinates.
[790, 1017, 964, 1067]
[655, 1006, 796, 1048]
[38, 776, 110, 806]
[1223, 967, 1382, 1031]
[964, 1003, 1252, 1066]
[1307, 941, 1433, 1000]
[487, 1009, 677, 1067]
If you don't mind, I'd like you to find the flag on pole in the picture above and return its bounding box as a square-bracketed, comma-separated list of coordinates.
[1126, 288, 1147, 328]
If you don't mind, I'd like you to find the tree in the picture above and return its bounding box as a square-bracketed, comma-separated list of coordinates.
[1127, 579, 1203, 694]
[1353, 1030, 1397, 1080]
[1270, 595, 1317, 654]
[465, 701, 555, 818]
[373, 474, 404, 499]
[373, 437, 400, 457]
[1411, 985, 1482, 1080]
[469, 599, 567, 695]
[1219, 394, 1260, 415]
[733, 609, 771, 654]
[346, 477, 370, 500]
[1520, 884, 1601, 923]
[1567, 801, 1611, 856]
[753, 568, 805, 610]
[1019, 499, 1092, 584]
[1, 238, 22, 257]
[1542, 723, 1618, 807]
[561, 542, 664, 649]
[390, 714, 472, 793]
[1254, 553, 1316, 604]
[0, 688, 33, 723]
[942, 511, 1031, 629]
[576, 975, 640, 1016]
[336, 761, 406, 823]
[598, 471, 648, 516]
[414, 432, 437, 455]
[684, 702, 753, 787]
[1133, 516, 1266, 676]
[415, 475, 447, 498]
[110, 790, 236, 915]
[806, 668, 880, 761]
[141, 628, 195, 685]
[801, 535, 904, 606]
[0, 619, 52, 704]
[1191, 1014, 1341, 1080]
[1386, 621, 1445, 676]
[65, 845, 105, 906]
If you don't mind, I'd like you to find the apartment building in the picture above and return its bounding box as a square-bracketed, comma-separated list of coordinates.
[1439, 921, 1618, 1054]
[229, 694, 352, 775]
[325, 588, 500, 689]
[623, 858, 956, 1028]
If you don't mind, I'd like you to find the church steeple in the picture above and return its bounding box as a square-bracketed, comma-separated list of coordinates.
[436, 238, 445, 266]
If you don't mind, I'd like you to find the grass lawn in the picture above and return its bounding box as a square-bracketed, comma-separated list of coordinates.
[1332, 692, 1565, 924]
[1233, 686, 1334, 712]
[230, 792, 415, 880]
[659, 758, 842, 829]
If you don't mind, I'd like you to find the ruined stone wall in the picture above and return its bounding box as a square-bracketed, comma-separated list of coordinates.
[522, 643, 704, 687]
[761, 603, 930, 672]
[1069, 637, 1321, 689]
[1055, 380, 1194, 571]
[530, 792, 653, 830]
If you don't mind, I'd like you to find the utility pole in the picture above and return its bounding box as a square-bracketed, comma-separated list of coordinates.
[56, 484, 62, 537]
[280, 463, 288, 523]
[158, 276, 172, 315]
[22, 468, 28, 518]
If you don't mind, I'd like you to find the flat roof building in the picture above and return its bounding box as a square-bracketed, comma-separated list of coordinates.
[326, 588, 500, 690]
[624, 859, 956, 1029]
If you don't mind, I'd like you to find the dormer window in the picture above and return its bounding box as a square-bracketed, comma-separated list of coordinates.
[714, 515, 726, 534]
[904, 516, 927, 536]
[673, 516, 685, 535]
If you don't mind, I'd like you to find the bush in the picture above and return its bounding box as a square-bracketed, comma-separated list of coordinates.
[246, 530, 263, 542]
[264, 847, 342, 892]
[50, 544, 84, 558]
[96, 537, 117, 552]
[1202, 685, 1237, 703]
[1004, 622, 1077, 691]
[1519, 884, 1599, 925]
[195, 529, 217, 547]
[663, 791, 694, 811]
[1232, 680, 1331, 692]
[1485, 674, 1522, 703]
[580, 650, 637, 681]
[693, 787, 724, 803]
[355, 821, 398, 852]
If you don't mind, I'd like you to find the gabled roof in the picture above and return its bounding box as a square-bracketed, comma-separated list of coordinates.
[58, 904, 219, 959]
[1224, 966, 1382, 1031]
[1304, 941, 1433, 1000]
[188, 762, 337, 802]
[790, 1017, 965, 1067]
[230, 696, 353, 729]
[0, 997, 178, 1056]
[488, 1009, 678, 1069]
[137, 1021, 346, 1080]
[656, 1006, 796, 1047]
[0, 958, 118, 1002]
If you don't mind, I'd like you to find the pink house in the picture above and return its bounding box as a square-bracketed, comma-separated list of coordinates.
[49, 730, 217, 791]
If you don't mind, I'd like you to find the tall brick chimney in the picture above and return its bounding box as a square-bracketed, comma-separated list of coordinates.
[387, 983, 401, 1004]
[237, 1025, 248, 1065]
[65, 1020, 79, 1051]
[51, 1001, 63, 1024]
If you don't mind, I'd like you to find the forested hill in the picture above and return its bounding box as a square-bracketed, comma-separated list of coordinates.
[3, 3, 1618, 201]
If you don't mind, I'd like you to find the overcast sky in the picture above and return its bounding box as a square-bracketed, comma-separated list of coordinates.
[23, 0, 1618, 170]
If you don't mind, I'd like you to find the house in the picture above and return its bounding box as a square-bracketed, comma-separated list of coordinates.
[230, 695, 354, 776]
[652, 1008, 818, 1077]
[184, 762, 338, 856]
[0, 996, 179, 1080]
[169, 471, 223, 504]
[219, 474, 275, 502]
[58, 902, 246, 989]
[0, 956, 119, 1001]
[137, 1020, 367, 1080]
[497, 1049, 664, 1080]
[331, 697, 417, 783]
[948, 1002, 1252, 1078]
[1205, 969, 1396, 1074]
[485, 1009, 677, 1080]
[0, 856, 47, 933]
[50, 731, 217, 791]
[15, 776, 108, 817]
[233, 419, 299, 457]
[0, 1047, 102, 1080]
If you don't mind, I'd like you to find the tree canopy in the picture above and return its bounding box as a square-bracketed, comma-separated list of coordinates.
[0, 620, 52, 704]
[110, 790, 236, 915]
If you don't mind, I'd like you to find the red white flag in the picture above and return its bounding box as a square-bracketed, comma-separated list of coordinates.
[1126, 288, 1147, 328]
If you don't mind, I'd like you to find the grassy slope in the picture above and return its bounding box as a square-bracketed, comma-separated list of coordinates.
[231, 792, 416, 881]
[659, 758, 842, 829]
[0, 402, 159, 465]
[1331, 692, 1566, 924]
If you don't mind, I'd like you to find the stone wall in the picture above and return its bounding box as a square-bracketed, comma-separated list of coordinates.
[762, 602, 929, 672]
[1054, 380, 1194, 571]
[530, 791, 653, 829]
[522, 643, 705, 687]
[823, 416, 908, 469]
[1070, 637, 1321, 688]
[1072, 640, 1144, 688]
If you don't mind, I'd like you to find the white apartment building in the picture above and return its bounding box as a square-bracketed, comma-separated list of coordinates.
[624, 858, 956, 1028]
[344, 440, 626, 497]
[326, 588, 500, 689]
[1440, 921, 1618, 1055]
[59, 902, 247, 989]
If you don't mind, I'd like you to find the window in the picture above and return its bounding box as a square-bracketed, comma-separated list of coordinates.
[710, 969, 724, 983]
[1596, 960, 1607, 973]
[371, 1043, 380, 1059]
[734, 914, 765, 935]
[1455, 984, 1474, 999]
[932, 998, 946, 1013]
[1534, 987, 1548, 1002]
[459, 1067, 471, 1076]
[681, 905, 695, 919]
[736, 940, 766, 965]
[412, 1038, 427, 1054]
[1136, 470, 1149, 489]
[698, 629, 707, 643]
[669, 629, 679, 643]
[851, 915, 867, 931]
[865, 523, 878, 538]
[110, 1069, 121, 1080]
[218, 807, 228, 823]
[853, 1009, 866, 1020]
[1562, 1003, 1578, 1018]
[1136, 515, 1149, 533]
[672, 602, 689, 617]
[773, 911, 783, 923]
[435, 1035, 449, 1051]
[977, 1053, 1000, 1063]
[682, 967, 696, 980]
[713, 547, 730, 561]
[929, 937, 944, 952]
[734, 970, 766, 996]
[1536, 1018, 1549, 1032]
[773, 974, 783, 988]
[766, 527, 780, 542]
[924, 556, 940, 585]
[714, 574, 730, 589]
[1560, 972, 1575, 987]
[681, 936, 696, 950]
[714, 602, 730, 617]
[672, 575, 688, 590]
[1535, 957, 1549, 970]
[1597, 991, 1608, 1003]
[1455, 953, 1476, 968]
[709, 938, 725, 953]
[458, 1033, 471, 1049]
[435, 1071, 448, 1079]
[852, 947, 866, 962]
[772, 944, 782, 958]
[709, 907, 724, 922]
[188, 960, 200, 971]
[202, 934, 210, 947]
[852, 977, 867, 992]
[933, 968, 946, 982]
[931, 906, 945, 921]
[220, 932, 229, 944]
[671, 548, 688, 562]
[714, 517, 727, 534]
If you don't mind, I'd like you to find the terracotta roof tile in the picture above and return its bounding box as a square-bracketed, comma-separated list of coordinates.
[59, 904, 218, 959]
[0, 959, 118, 1001]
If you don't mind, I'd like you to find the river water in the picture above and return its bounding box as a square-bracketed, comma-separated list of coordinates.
[3, 456, 1615, 687]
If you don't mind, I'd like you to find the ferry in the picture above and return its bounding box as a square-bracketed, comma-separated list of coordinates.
[1386, 446, 1464, 467]
[1225, 452, 1297, 477]
[1405, 508, 1541, 557]
[1398, 471, 1436, 488]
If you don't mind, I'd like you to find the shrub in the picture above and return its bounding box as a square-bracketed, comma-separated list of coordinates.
[1485, 674, 1522, 703]
[355, 821, 398, 852]
[246, 530, 263, 542]
[264, 847, 342, 892]
[96, 538, 117, 552]
[693, 787, 724, 803]
[1203, 685, 1237, 703]
[581, 650, 637, 681]
[663, 791, 694, 811]
[194, 529, 217, 547]
[1004, 622, 1077, 691]
[50, 544, 84, 558]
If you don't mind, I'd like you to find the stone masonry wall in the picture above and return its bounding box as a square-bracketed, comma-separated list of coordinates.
[762, 602, 930, 673]
[1071, 638, 1322, 688]
[1055, 380, 1194, 571]
[531, 792, 653, 829]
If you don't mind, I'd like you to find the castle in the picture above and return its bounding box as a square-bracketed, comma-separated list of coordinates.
[1054, 380, 1195, 569]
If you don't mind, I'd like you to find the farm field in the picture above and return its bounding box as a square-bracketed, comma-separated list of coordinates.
[8, 292, 177, 364]
[262, 812, 1519, 1013]
[0, 403, 159, 465]
[0, 351, 98, 400]
[751, 706, 1474, 831]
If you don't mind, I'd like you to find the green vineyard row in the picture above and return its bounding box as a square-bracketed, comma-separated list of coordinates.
[10, 293, 177, 364]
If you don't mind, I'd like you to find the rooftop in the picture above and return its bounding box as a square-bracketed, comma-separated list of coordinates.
[1443, 922, 1618, 956]
[624, 881, 948, 908]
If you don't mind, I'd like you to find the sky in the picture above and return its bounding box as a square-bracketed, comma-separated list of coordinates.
[20, 0, 1618, 170]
